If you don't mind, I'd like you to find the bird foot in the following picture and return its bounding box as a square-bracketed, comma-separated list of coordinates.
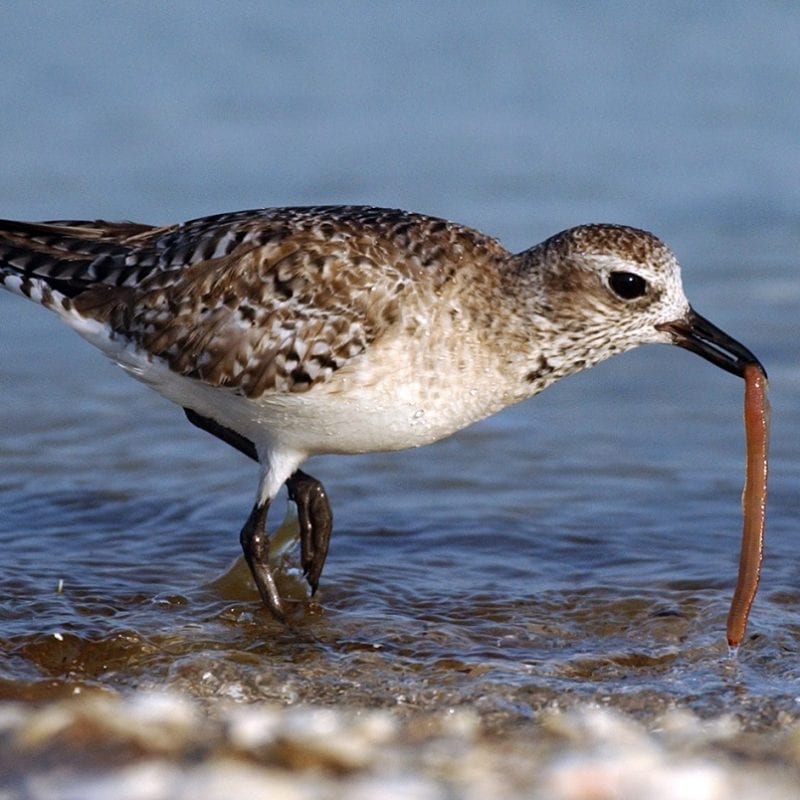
[286, 469, 333, 594]
[240, 500, 286, 621]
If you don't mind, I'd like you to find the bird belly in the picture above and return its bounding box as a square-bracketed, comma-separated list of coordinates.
[111, 342, 501, 457]
[67, 310, 511, 457]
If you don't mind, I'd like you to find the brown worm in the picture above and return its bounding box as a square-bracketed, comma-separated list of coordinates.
[726, 363, 770, 648]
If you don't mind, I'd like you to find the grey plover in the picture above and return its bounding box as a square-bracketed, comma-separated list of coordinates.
[0, 206, 764, 618]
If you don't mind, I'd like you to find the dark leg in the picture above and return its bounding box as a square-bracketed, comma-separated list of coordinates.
[286, 469, 333, 594]
[184, 407, 258, 462]
[183, 407, 335, 597]
[240, 497, 285, 620]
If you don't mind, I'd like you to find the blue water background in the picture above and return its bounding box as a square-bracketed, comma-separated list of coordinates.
[0, 2, 797, 710]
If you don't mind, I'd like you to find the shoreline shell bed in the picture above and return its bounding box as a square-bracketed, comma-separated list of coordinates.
[2, 691, 800, 800]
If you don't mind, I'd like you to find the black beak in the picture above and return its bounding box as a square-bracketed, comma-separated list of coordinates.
[657, 307, 766, 379]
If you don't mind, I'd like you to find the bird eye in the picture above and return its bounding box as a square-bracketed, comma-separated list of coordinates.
[608, 271, 648, 300]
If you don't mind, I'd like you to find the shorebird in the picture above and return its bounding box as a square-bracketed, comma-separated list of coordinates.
[0, 206, 763, 619]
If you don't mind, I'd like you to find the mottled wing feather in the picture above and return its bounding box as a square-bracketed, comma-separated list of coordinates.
[75, 229, 411, 397]
[40, 220, 158, 239]
[4, 206, 510, 398]
[0, 219, 159, 297]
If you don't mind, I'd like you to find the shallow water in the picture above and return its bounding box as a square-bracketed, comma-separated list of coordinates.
[1, 3, 799, 797]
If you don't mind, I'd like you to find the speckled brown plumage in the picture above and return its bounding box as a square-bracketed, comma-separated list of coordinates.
[2, 207, 510, 398]
[0, 204, 762, 620]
